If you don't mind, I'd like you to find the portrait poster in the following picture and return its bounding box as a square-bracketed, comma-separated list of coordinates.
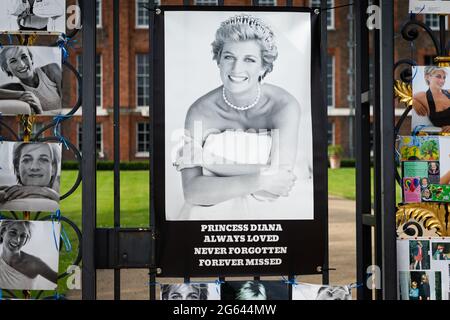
[397, 238, 450, 300]
[409, 0, 450, 14]
[0, 46, 62, 116]
[0, 141, 62, 212]
[0, 219, 60, 290]
[0, 0, 66, 34]
[220, 280, 289, 300]
[292, 282, 353, 300]
[160, 283, 221, 300]
[411, 66, 450, 133]
[154, 8, 327, 277]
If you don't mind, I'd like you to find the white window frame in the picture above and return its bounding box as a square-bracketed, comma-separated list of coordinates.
[136, 122, 150, 157]
[136, 54, 150, 108]
[77, 123, 104, 157]
[424, 14, 448, 31]
[258, 0, 277, 6]
[327, 122, 335, 146]
[310, 0, 335, 30]
[193, 0, 218, 5]
[136, 0, 150, 29]
[327, 55, 335, 108]
[96, 0, 102, 28]
[96, 55, 103, 109]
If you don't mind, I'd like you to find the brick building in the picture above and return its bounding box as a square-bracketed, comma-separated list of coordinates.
[1, 0, 446, 159]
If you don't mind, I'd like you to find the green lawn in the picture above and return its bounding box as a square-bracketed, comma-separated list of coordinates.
[328, 168, 402, 202]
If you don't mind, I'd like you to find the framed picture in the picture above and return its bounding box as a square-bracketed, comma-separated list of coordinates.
[0, 0, 66, 34]
[154, 8, 327, 277]
[0, 141, 62, 212]
[0, 46, 62, 116]
[0, 219, 60, 290]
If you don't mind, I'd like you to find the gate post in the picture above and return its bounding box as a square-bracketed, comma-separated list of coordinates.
[82, 0, 98, 300]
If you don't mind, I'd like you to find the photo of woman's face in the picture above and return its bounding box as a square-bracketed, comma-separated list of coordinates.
[427, 70, 447, 89]
[19, 144, 53, 187]
[5, 48, 34, 81]
[2, 224, 30, 253]
[167, 285, 201, 300]
[219, 40, 265, 94]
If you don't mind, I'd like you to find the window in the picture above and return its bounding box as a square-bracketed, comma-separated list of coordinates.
[257, 0, 276, 5]
[194, 0, 218, 5]
[77, 123, 103, 157]
[136, 54, 150, 107]
[96, 0, 102, 28]
[18, 122, 45, 139]
[327, 54, 335, 108]
[137, 123, 150, 155]
[424, 14, 448, 30]
[310, 0, 334, 29]
[77, 55, 102, 108]
[327, 122, 335, 146]
[136, 0, 150, 27]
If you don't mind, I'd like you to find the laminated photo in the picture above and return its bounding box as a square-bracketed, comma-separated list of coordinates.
[220, 280, 289, 300]
[403, 177, 422, 203]
[409, 0, 450, 14]
[397, 238, 450, 300]
[0, 141, 62, 212]
[160, 283, 220, 300]
[412, 66, 450, 133]
[0, 46, 62, 115]
[292, 282, 353, 300]
[0, 0, 66, 33]
[399, 136, 439, 161]
[0, 219, 60, 290]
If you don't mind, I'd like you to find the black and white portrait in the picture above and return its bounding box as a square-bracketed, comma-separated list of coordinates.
[0, 46, 62, 115]
[165, 11, 313, 221]
[0, 219, 60, 290]
[412, 66, 450, 133]
[0, 141, 61, 212]
[292, 283, 353, 300]
[0, 0, 66, 33]
[160, 283, 220, 300]
[220, 280, 289, 300]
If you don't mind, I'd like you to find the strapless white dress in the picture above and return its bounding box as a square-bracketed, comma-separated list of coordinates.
[172, 130, 313, 221]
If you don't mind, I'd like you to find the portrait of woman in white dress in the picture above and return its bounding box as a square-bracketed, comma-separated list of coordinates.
[165, 12, 314, 221]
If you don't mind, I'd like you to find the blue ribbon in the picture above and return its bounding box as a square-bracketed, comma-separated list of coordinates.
[60, 225, 72, 252]
[7, 34, 12, 45]
[51, 209, 62, 251]
[282, 276, 298, 286]
[57, 34, 77, 63]
[0, 289, 2, 300]
[53, 115, 71, 150]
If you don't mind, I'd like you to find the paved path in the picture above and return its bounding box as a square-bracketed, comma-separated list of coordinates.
[67, 196, 356, 300]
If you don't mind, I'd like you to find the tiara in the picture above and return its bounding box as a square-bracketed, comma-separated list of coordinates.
[221, 15, 275, 49]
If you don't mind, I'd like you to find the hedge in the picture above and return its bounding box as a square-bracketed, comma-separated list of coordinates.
[62, 161, 150, 170]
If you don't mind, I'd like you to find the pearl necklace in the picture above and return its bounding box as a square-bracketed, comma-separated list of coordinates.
[222, 85, 261, 111]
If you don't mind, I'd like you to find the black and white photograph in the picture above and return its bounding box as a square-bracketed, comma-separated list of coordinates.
[0, 219, 60, 290]
[292, 282, 353, 300]
[164, 11, 313, 221]
[409, 0, 450, 14]
[0, 0, 66, 33]
[0, 46, 62, 115]
[160, 283, 220, 300]
[0, 141, 61, 212]
[220, 280, 288, 300]
[398, 271, 442, 300]
[412, 66, 450, 133]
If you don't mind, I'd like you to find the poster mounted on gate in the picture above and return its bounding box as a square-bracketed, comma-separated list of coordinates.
[154, 8, 327, 277]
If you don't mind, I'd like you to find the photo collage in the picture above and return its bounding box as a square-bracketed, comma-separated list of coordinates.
[397, 238, 450, 300]
[399, 136, 450, 203]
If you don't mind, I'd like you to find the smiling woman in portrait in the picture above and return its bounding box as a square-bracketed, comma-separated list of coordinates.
[0, 142, 60, 212]
[0, 220, 58, 290]
[0, 46, 62, 115]
[173, 14, 310, 221]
